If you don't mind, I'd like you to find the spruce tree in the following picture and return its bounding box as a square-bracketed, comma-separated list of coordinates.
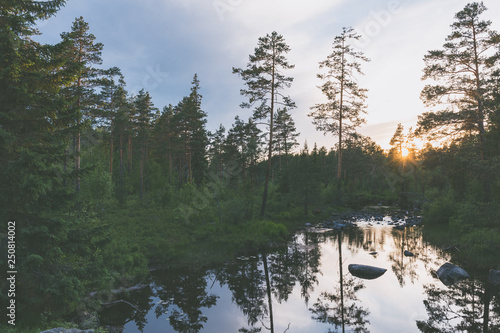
[273, 107, 299, 169]
[133, 89, 158, 199]
[59, 16, 104, 192]
[0, 1, 108, 325]
[175, 74, 208, 184]
[208, 124, 226, 179]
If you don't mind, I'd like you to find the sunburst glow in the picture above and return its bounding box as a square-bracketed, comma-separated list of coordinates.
[401, 147, 409, 158]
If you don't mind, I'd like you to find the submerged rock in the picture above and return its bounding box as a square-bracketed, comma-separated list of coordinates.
[348, 264, 387, 280]
[488, 269, 500, 290]
[436, 262, 470, 286]
[404, 250, 414, 257]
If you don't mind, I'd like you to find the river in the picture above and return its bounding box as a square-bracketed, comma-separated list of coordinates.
[100, 217, 500, 333]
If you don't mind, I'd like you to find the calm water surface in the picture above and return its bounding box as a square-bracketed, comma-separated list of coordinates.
[101, 220, 499, 333]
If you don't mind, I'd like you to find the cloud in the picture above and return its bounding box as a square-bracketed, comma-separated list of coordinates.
[34, 0, 500, 151]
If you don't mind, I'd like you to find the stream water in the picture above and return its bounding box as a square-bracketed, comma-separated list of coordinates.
[100, 218, 500, 333]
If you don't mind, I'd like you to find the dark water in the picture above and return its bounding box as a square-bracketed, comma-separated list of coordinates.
[101, 220, 500, 333]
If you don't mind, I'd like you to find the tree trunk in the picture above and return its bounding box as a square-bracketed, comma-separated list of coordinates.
[167, 135, 172, 185]
[338, 231, 345, 333]
[140, 142, 144, 200]
[76, 76, 82, 193]
[483, 286, 491, 333]
[260, 55, 275, 218]
[128, 135, 132, 172]
[119, 132, 124, 199]
[109, 134, 113, 176]
[76, 130, 80, 193]
[472, 23, 486, 161]
[262, 253, 275, 333]
[64, 146, 68, 187]
[145, 139, 148, 193]
[337, 38, 345, 195]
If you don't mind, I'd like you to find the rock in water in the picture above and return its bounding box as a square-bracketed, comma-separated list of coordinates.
[488, 269, 500, 290]
[404, 250, 414, 257]
[348, 264, 387, 280]
[436, 262, 470, 286]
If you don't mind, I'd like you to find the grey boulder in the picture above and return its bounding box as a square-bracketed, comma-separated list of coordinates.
[436, 262, 470, 286]
[348, 264, 387, 280]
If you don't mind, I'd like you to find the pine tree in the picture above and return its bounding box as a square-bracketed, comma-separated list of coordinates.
[233, 31, 296, 217]
[417, 2, 500, 160]
[309, 27, 369, 193]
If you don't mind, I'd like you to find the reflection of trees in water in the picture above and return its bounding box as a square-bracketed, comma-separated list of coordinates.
[216, 258, 266, 327]
[278, 232, 322, 304]
[342, 227, 372, 254]
[359, 228, 387, 253]
[215, 231, 322, 332]
[153, 269, 218, 333]
[310, 231, 370, 333]
[389, 228, 419, 287]
[310, 275, 369, 333]
[417, 279, 500, 333]
[129, 287, 154, 331]
[99, 286, 154, 332]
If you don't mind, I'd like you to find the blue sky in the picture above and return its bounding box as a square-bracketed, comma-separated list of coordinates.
[35, 0, 500, 150]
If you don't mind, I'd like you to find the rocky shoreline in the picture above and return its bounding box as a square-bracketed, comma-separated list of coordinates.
[312, 207, 423, 230]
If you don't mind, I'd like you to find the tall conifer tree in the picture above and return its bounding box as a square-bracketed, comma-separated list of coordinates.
[233, 31, 295, 217]
[309, 27, 369, 194]
[60, 16, 104, 192]
[417, 2, 500, 160]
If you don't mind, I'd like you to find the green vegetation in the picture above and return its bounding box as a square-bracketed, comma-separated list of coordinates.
[0, 1, 499, 331]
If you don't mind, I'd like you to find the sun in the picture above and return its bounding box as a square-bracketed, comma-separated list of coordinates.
[401, 147, 410, 158]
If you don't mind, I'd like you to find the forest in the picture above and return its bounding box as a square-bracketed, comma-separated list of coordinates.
[0, 1, 499, 331]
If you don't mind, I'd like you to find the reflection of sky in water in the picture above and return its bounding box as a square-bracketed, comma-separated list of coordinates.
[122, 225, 478, 333]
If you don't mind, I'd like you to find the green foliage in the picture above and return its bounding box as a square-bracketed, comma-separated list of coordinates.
[249, 220, 287, 241]
[460, 228, 500, 267]
[221, 192, 256, 224]
[80, 162, 114, 205]
[422, 193, 457, 225]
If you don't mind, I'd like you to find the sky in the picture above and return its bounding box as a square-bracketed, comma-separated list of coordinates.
[35, 0, 500, 150]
